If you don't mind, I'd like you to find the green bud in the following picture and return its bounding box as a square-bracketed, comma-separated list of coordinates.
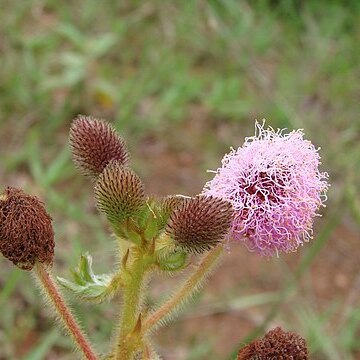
[95, 161, 145, 231]
[157, 250, 188, 272]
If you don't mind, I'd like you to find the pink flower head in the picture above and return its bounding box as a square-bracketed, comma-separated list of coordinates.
[203, 122, 329, 256]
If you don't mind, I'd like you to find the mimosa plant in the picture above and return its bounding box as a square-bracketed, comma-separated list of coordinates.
[0, 116, 328, 359]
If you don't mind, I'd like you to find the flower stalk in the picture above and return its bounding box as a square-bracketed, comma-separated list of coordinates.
[34, 263, 98, 360]
[114, 248, 153, 360]
[143, 245, 224, 334]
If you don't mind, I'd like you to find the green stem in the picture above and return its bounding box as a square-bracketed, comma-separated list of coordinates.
[114, 251, 151, 360]
[34, 263, 98, 360]
[143, 245, 224, 333]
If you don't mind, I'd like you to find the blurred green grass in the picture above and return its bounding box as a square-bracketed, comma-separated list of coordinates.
[1, 1, 360, 359]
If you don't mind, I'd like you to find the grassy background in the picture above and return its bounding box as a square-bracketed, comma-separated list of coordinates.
[1, 1, 360, 359]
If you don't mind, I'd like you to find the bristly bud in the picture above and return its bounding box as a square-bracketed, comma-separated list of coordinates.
[160, 195, 189, 217]
[95, 160, 145, 227]
[156, 195, 190, 230]
[166, 195, 233, 253]
[0, 187, 55, 270]
[237, 327, 309, 360]
[69, 115, 129, 178]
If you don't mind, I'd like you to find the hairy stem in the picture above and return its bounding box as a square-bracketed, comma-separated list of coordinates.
[114, 252, 151, 360]
[34, 263, 98, 360]
[143, 245, 224, 333]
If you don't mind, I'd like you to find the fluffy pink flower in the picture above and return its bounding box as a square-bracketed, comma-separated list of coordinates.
[203, 122, 329, 256]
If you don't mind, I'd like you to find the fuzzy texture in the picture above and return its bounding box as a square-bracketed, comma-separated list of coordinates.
[143, 245, 224, 333]
[237, 327, 309, 359]
[156, 195, 190, 230]
[69, 115, 129, 178]
[0, 187, 55, 270]
[160, 195, 190, 219]
[166, 195, 233, 253]
[203, 123, 329, 256]
[95, 160, 145, 224]
[33, 263, 98, 359]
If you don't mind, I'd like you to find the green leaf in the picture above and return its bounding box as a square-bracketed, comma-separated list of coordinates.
[79, 253, 94, 283]
[57, 253, 120, 302]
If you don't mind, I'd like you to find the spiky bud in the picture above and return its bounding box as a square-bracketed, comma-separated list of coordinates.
[237, 327, 309, 360]
[69, 115, 129, 178]
[156, 195, 190, 230]
[95, 161, 145, 227]
[0, 187, 55, 270]
[160, 195, 189, 217]
[166, 195, 233, 253]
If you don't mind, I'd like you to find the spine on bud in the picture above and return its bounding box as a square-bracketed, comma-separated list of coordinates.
[166, 195, 233, 253]
[69, 115, 129, 178]
[95, 161, 145, 237]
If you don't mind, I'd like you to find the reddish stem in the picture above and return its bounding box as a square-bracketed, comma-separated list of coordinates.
[34, 263, 98, 360]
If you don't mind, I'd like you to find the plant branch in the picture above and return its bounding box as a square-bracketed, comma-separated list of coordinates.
[34, 263, 98, 360]
[143, 245, 224, 333]
[114, 249, 152, 360]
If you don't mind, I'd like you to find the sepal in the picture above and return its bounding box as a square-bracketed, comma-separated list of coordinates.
[134, 196, 188, 241]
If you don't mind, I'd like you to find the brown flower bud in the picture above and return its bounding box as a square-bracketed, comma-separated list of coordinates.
[156, 195, 190, 230]
[166, 195, 233, 253]
[95, 161, 145, 225]
[69, 115, 129, 178]
[160, 195, 189, 216]
[0, 187, 55, 270]
[237, 327, 309, 360]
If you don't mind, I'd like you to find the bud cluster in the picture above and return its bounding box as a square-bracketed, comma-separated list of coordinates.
[69, 115, 233, 256]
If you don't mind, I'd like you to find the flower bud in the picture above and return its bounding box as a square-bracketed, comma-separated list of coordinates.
[0, 187, 55, 270]
[157, 249, 188, 272]
[166, 195, 233, 253]
[69, 115, 129, 178]
[237, 327, 309, 359]
[156, 195, 190, 230]
[95, 161, 145, 227]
